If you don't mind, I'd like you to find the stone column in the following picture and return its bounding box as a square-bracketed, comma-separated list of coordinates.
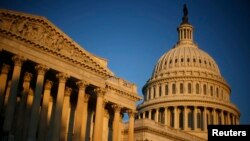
[164, 107, 168, 125]
[112, 104, 121, 141]
[22, 88, 34, 140]
[73, 80, 89, 141]
[148, 109, 151, 120]
[51, 73, 69, 141]
[155, 108, 159, 122]
[38, 80, 53, 141]
[174, 106, 179, 129]
[3, 55, 25, 132]
[60, 87, 72, 141]
[194, 107, 197, 130]
[128, 110, 135, 141]
[203, 107, 207, 131]
[27, 65, 48, 141]
[0, 64, 10, 110]
[93, 88, 106, 141]
[184, 106, 188, 130]
[221, 110, 224, 125]
[15, 72, 32, 141]
[143, 111, 146, 119]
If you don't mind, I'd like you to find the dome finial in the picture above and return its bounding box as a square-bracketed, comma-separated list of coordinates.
[182, 4, 189, 24]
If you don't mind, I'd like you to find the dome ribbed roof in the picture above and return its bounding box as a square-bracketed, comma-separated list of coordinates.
[152, 43, 221, 78]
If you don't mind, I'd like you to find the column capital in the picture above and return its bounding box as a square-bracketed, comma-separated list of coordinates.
[76, 80, 89, 89]
[127, 110, 137, 118]
[112, 104, 122, 113]
[84, 94, 90, 103]
[35, 64, 49, 75]
[1, 64, 11, 74]
[12, 55, 26, 66]
[56, 73, 69, 83]
[65, 87, 72, 97]
[24, 72, 33, 82]
[94, 87, 106, 97]
[45, 80, 53, 90]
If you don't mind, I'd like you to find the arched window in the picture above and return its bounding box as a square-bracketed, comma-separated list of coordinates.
[188, 83, 192, 94]
[159, 85, 162, 97]
[196, 83, 200, 94]
[210, 86, 213, 96]
[203, 84, 207, 95]
[165, 84, 168, 95]
[172, 83, 176, 94]
[180, 83, 184, 94]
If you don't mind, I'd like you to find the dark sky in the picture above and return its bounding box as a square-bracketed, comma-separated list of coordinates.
[1, 0, 249, 124]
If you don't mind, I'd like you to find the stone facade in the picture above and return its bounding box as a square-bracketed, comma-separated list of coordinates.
[0, 9, 141, 141]
[123, 6, 240, 141]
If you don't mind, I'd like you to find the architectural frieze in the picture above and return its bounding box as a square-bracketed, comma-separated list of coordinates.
[0, 9, 113, 78]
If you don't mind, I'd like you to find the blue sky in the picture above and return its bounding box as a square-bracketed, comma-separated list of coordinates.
[1, 0, 249, 124]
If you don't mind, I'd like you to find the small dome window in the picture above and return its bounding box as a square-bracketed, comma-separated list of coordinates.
[193, 59, 196, 62]
[181, 58, 184, 62]
[199, 59, 201, 63]
[175, 59, 178, 63]
[187, 58, 190, 62]
[169, 60, 172, 64]
[204, 61, 207, 64]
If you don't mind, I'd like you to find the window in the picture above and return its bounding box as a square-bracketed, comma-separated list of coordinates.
[196, 83, 199, 94]
[203, 84, 207, 95]
[187, 58, 190, 62]
[210, 86, 213, 96]
[159, 85, 162, 97]
[148, 88, 151, 99]
[180, 83, 184, 94]
[153, 87, 156, 98]
[181, 58, 184, 62]
[193, 58, 196, 62]
[199, 59, 202, 63]
[169, 60, 172, 64]
[172, 83, 176, 94]
[188, 83, 192, 94]
[175, 59, 178, 63]
[216, 88, 219, 98]
[165, 85, 168, 95]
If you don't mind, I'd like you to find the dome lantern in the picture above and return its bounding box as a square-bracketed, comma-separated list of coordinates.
[177, 4, 194, 44]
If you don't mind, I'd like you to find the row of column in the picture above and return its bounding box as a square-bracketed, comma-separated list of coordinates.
[138, 106, 239, 131]
[0, 55, 136, 141]
[145, 82, 228, 101]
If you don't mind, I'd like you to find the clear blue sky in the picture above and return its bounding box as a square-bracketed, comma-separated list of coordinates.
[1, 0, 249, 124]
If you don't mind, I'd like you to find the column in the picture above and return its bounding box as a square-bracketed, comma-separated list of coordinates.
[184, 106, 188, 130]
[27, 64, 48, 141]
[148, 110, 152, 120]
[112, 104, 121, 141]
[232, 115, 235, 125]
[73, 80, 89, 141]
[143, 112, 146, 119]
[38, 80, 53, 141]
[194, 107, 197, 130]
[213, 109, 217, 125]
[3, 55, 25, 132]
[155, 108, 159, 122]
[203, 107, 207, 131]
[51, 73, 69, 141]
[93, 88, 106, 141]
[60, 87, 72, 141]
[164, 107, 168, 125]
[22, 88, 34, 140]
[221, 110, 224, 125]
[0, 64, 10, 110]
[128, 110, 135, 141]
[15, 72, 32, 141]
[174, 106, 179, 129]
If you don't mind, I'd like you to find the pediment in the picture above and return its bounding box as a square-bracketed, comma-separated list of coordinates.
[0, 9, 114, 78]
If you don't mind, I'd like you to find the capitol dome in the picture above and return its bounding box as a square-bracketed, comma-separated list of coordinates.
[136, 5, 240, 140]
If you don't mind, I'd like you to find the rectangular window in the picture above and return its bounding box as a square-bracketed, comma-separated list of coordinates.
[159, 85, 162, 97]
[188, 83, 192, 94]
[180, 83, 184, 94]
[165, 85, 168, 95]
[172, 84, 176, 94]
